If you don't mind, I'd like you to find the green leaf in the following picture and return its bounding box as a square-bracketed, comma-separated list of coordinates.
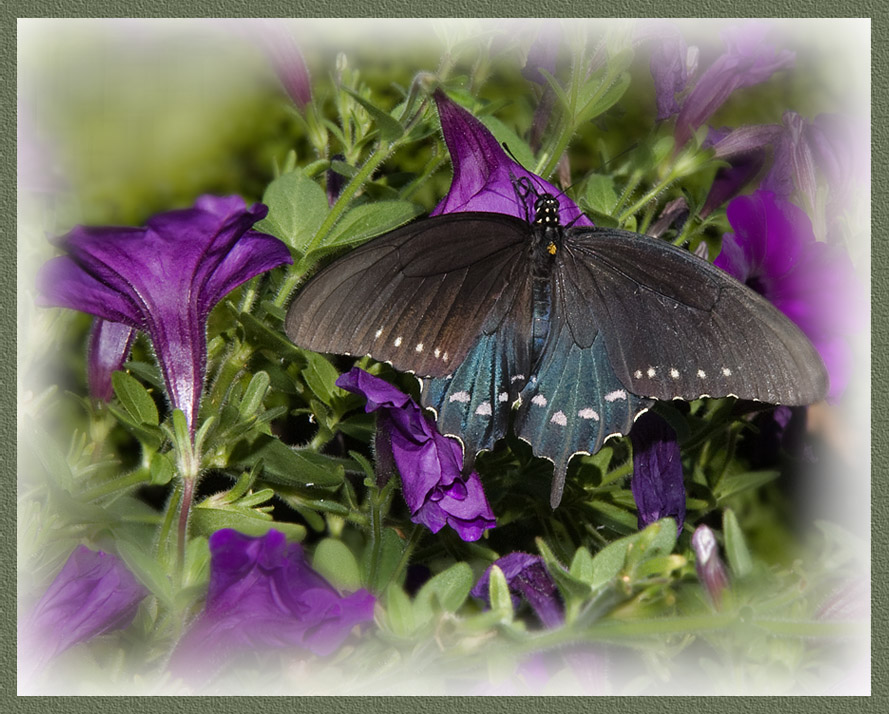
[24, 418, 75, 492]
[105, 403, 165, 451]
[581, 71, 631, 122]
[723, 508, 753, 577]
[588, 519, 676, 591]
[383, 585, 416, 638]
[319, 201, 422, 254]
[230, 435, 344, 488]
[148, 451, 174, 486]
[116, 541, 174, 607]
[487, 565, 514, 621]
[342, 87, 404, 142]
[584, 174, 619, 216]
[300, 350, 343, 406]
[237, 310, 303, 358]
[256, 170, 328, 255]
[191, 499, 306, 541]
[313, 538, 362, 591]
[362, 527, 404, 592]
[536, 538, 592, 601]
[716, 470, 781, 501]
[112, 371, 159, 426]
[569, 546, 595, 584]
[414, 562, 474, 616]
[239, 371, 271, 420]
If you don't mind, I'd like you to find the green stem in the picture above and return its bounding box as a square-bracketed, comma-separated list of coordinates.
[208, 341, 254, 412]
[617, 174, 676, 226]
[158, 482, 182, 561]
[176, 476, 196, 586]
[273, 144, 394, 310]
[385, 524, 424, 591]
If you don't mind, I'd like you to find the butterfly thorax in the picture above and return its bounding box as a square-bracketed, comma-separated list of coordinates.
[530, 194, 562, 365]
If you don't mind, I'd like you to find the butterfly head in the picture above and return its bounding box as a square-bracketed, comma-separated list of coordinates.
[533, 194, 561, 226]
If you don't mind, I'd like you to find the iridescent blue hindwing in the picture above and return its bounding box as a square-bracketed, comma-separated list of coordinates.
[515, 327, 651, 507]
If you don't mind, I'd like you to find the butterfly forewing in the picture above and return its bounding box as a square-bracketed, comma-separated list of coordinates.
[285, 213, 530, 378]
[561, 227, 828, 404]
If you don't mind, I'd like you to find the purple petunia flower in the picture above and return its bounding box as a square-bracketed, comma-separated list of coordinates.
[36, 195, 293, 434]
[715, 190, 865, 401]
[336, 367, 496, 541]
[691, 525, 729, 608]
[471, 552, 564, 628]
[21, 546, 148, 669]
[431, 90, 592, 226]
[629, 411, 686, 531]
[170, 529, 374, 680]
[673, 22, 794, 148]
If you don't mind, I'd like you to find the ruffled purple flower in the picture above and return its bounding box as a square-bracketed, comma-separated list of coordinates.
[171, 529, 374, 679]
[715, 190, 865, 401]
[336, 367, 496, 541]
[471, 552, 563, 628]
[691, 525, 729, 608]
[674, 23, 794, 148]
[21, 546, 147, 668]
[629, 412, 686, 531]
[431, 90, 592, 226]
[36, 195, 293, 434]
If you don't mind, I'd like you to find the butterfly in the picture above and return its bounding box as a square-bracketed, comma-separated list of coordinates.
[285, 181, 828, 507]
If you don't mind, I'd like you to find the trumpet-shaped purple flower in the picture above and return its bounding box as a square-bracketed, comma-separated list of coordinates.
[715, 190, 865, 401]
[431, 90, 592, 226]
[471, 552, 563, 628]
[629, 412, 685, 531]
[37, 195, 293, 433]
[336, 368, 496, 542]
[673, 22, 794, 148]
[171, 529, 374, 679]
[22, 546, 147, 667]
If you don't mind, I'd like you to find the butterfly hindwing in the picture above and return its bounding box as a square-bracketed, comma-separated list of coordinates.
[285, 213, 530, 378]
[561, 227, 828, 404]
[515, 271, 651, 507]
[421, 274, 533, 468]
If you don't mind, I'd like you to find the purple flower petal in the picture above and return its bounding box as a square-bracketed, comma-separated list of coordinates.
[629, 411, 685, 531]
[675, 22, 794, 148]
[23, 546, 147, 664]
[87, 319, 136, 402]
[431, 91, 592, 227]
[37, 195, 293, 434]
[636, 22, 690, 121]
[251, 20, 313, 110]
[691, 525, 729, 607]
[171, 529, 374, 679]
[471, 552, 564, 628]
[336, 368, 496, 541]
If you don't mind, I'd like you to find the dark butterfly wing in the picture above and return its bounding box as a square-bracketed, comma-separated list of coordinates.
[285, 213, 530, 378]
[514, 265, 651, 507]
[420, 274, 533, 468]
[560, 226, 828, 404]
